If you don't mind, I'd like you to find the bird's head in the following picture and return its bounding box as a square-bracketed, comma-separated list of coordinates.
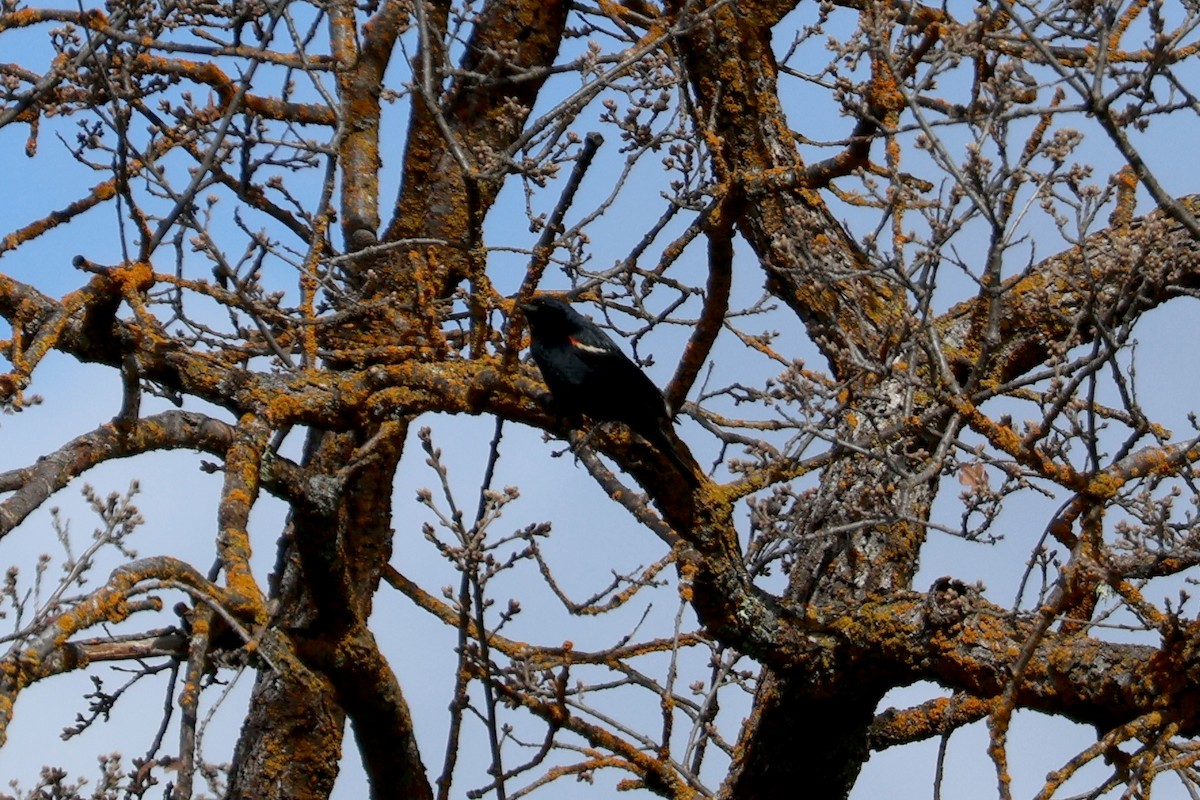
[518, 295, 582, 338]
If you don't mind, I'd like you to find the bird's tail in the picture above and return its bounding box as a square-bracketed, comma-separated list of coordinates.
[641, 423, 701, 488]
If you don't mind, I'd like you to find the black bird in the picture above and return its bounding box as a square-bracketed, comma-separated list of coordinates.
[520, 296, 698, 486]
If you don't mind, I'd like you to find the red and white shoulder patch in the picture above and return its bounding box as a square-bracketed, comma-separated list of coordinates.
[568, 336, 609, 355]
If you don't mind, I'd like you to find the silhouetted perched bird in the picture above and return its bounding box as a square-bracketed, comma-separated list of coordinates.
[520, 296, 698, 486]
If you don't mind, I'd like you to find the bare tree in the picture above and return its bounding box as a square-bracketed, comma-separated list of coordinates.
[2, 0, 1200, 797]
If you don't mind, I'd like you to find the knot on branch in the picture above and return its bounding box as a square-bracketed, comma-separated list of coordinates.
[924, 576, 983, 628]
[0, 372, 24, 402]
[73, 255, 155, 294]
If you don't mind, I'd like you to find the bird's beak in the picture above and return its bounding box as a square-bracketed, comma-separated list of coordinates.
[518, 301, 536, 314]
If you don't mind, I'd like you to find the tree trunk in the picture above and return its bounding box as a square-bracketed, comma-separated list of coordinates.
[722, 670, 882, 800]
[228, 427, 431, 798]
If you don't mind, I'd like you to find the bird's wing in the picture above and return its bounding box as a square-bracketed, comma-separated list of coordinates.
[565, 334, 670, 410]
[564, 335, 614, 357]
[565, 333, 645, 378]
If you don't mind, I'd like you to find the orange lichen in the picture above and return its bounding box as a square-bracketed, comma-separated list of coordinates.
[110, 261, 155, 293]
